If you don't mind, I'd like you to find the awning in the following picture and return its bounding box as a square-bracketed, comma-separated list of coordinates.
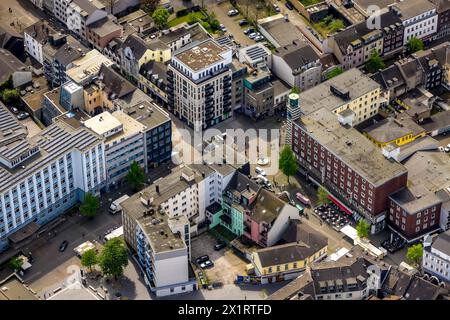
[327, 194, 353, 215]
[8, 222, 40, 243]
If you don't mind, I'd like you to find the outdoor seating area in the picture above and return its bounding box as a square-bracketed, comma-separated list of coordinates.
[314, 203, 352, 230]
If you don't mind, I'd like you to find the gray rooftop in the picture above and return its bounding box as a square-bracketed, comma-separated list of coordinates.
[432, 229, 450, 256]
[0, 103, 103, 194]
[298, 68, 380, 116]
[121, 96, 171, 130]
[296, 108, 407, 186]
[273, 40, 320, 69]
[393, 0, 437, 20]
[258, 15, 305, 47]
[390, 151, 450, 213]
[363, 116, 424, 143]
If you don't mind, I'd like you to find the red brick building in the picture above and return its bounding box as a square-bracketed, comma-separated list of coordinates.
[388, 151, 450, 241]
[291, 108, 408, 233]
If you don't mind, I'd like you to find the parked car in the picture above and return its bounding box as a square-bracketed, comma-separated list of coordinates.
[200, 260, 214, 269]
[227, 9, 239, 16]
[445, 147, 450, 153]
[10, 107, 19, 114]
[254, 35, 264, 42]
[239, 19, 248, 26]
[255, 166, 266, 176]
[214, 242, 226, 251]
[17, 112, 29, 120]
[285, 1, 294, 10]
[59, 240, 69, 252]
[248, 32, 258, 39]
[220, 24, 227, 32]
[196, 255, 209, 264]
[439, 146, 445, 152]
[257, 175, 271, 188]
[273, 4, 280, 12]
[244, 27, 254, 35]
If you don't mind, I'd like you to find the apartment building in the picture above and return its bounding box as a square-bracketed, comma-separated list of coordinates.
[138, 60, 168, 106]
[238, 43, 271, 68]
[42, 35, 89, 87]
[291, 108, 408, 233]
[242, 67, 274, 120]
[270, 40, 321, 91]
[119, 34, 171, 82]
[0, 49, 32, 89]
[390, 0, 438, 44]
[207, 171, 299, 247]
[23, 20, 58, 64]
[65, 49, 114, 86]
[251, 220, 328, 284]
[423, 231, 450, 282]
[0, 102, 106, 252]
[117, 9, 155, 35]
[121, 190, 197, 297]
[83, 111, 146, 186]
[167, 39, 233, 130]
[86, 15, 123, 51]
[431, 0, 450, 40]
[296, 68, 382, 126]
[159, 23, 210, 53]
[388, 151, 450, 241]
[66, 0, 107, 40]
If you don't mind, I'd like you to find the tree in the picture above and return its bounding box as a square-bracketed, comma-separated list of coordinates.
[126, 161, 145, 191]
[356, 219, 370, 239]
[326, 67, 343, 80]
[99, 238, 128, 280]
[9, 256, 23, 271]
[81, 249, 98, 273]
[278, 145, 298, 183]
[407, 37, 425, 53]
[290, 86, 300, 94]
[1, 88, 20, 104]
[329, 19, 345, 32]
[365, 51, 385, 73]
[141, 0, 160, 14]
[79, 193, 100, 219]
[152, 8, 170, 29]
[406, 243, 423, 267]
[317, 187, 331, 205]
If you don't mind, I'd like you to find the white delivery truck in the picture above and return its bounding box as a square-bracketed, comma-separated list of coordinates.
[109, 195, 129, 215]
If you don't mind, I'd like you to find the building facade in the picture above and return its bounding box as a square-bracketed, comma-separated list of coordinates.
[167, 39, 233, 130]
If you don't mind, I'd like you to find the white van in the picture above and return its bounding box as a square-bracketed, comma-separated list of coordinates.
[257, 175, 271, 187]
[255, 167, 266, 176]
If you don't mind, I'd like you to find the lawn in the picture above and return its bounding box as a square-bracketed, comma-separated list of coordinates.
[167, 11, 206, 28]
[300, 0, 323, 6]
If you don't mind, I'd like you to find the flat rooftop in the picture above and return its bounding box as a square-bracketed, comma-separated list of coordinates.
[0, 275, 38, 300]
[363, 116, 424, 143]
[390, 151, 450, 213]
[258, 14, 305, 47]
[175, 39, 227, 71]
[296, 108, 407, 186]
[83, 111, 122, 137]
[122, 98, 170, 130]
[393, 0, 436, 20]
[66, 49, 113, 83]
[299, 68, 380, 116]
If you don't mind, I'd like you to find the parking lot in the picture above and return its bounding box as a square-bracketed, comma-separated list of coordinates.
[191, 233, 248, 285]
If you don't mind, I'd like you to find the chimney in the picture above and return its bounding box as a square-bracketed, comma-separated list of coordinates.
[246, 184, 250, 191]
[156, 185, 160, 194]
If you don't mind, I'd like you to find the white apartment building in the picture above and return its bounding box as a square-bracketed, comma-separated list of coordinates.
[390, 0, 438, 44]
[423, 231, 450, 282]
[82, 111, 146, 187]
[54, 0, 107, 40]
[270, 40, 322, 92]
[122, 188, 196, 297]
[0, 102, 106, 252]
[167, 39, 233, 130]
[24, 21, 58, 64]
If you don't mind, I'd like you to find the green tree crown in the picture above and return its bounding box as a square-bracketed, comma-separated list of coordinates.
[99, 238, 129, 280]
[279, 145, 298, 183]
